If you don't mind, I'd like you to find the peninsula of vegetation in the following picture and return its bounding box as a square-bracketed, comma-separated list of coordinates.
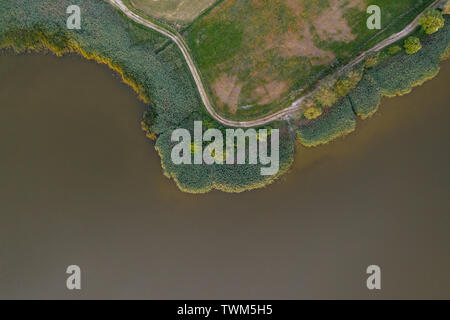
[0, 0, 449, 193]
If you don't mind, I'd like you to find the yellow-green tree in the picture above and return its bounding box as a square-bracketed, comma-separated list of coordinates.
[315, 84, 338, 107]
[304, 106, 323, 120]
[335, 78, 353, 97]
[404, 36, 422, 55]
[347, 71, 362, 86]
[419, 9, 445, 34]
[444, 1, 450, 15]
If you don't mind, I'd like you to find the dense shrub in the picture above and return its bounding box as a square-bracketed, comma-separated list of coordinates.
[419, 9, 445, 34]
[297, 98, 356, 147]
[315, 83, 338, 107]
[348, 75, 382, 119]
[335, 71, 362, 96]
[304, 106, 323, 120]
[349, 15, 449, 119]
[298, 16, 449, 144]
[156, 112, 295, 193]
[404, 36, 422, 54]
[364, 53, 379, 68]
[370, 19, 449, 97]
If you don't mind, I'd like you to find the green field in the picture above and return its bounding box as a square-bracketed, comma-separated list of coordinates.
[185, 0, 435, 120]
[129, 0, 219, 24]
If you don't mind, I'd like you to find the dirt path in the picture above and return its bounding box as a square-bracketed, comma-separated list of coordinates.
[109, 0, 443, 128]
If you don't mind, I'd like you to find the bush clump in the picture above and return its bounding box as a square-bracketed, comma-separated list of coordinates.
[404, 36, 422, 54]
[297, 98, 356, 147]
[348, 75, 382, 119]
[304, 106, 323, 120]
[364, 53, 379, 68]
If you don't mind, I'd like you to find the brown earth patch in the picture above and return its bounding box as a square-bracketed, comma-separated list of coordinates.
[285, 0, 302, 16]
[251, 80, 290, 105]
[260, 80, 289, 104]
[211, 73, 243, 113]
[313, 0, 366, 42]
[264, 2, 335, 65]
[278, 27, 335, 64]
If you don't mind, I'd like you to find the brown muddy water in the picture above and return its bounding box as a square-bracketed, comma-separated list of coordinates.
[0, 53, 449, 299]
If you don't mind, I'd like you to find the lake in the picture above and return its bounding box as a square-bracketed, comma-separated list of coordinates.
[0, 52, 448, 299]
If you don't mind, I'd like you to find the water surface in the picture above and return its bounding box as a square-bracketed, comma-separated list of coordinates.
[0, 53, 449, 299]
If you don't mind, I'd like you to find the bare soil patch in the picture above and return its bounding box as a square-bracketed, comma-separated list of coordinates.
[211, 73, 243, 113]
[313, 0, 366, 42]
[256, 80, 290, 105]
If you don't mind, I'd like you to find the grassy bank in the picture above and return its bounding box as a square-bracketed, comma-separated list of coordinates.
[297, 14, 450, 147]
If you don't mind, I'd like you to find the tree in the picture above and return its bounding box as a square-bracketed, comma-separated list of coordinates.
[404, 36, 422, 55]
[419, 9, 445, 34]
[304, 106, 323, 120]
[347, 71, 362, 86]
[315, 84, 338, 107]
[335, 78, 352, 97]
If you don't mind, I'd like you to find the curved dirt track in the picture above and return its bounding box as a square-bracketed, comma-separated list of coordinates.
[109, 0, 442, 128]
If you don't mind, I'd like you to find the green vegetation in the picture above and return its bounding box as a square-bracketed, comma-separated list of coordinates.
[1, 25, 72, 56]
[342, 0, 434, 51]
[348, 75, 381, 119]
[188, 20, 244, 70]
[404, 36, 422, 54]
[315, 83, 339, 108]
[128, 0, 218, 25]
[419, 8, 445, 34]
[365, 53, 380, 68]
[0, 0, 294, 193]
[348, 15, 450, 120]
[297, 97, 356, 147]
[388, 45, 403, 55]
[308, 70, 363, 111]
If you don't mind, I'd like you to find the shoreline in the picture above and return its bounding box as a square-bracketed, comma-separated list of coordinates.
[0, 4, 448, 193]
[1, 39, 447, 192]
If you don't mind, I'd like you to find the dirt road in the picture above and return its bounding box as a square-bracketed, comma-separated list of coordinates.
[108, 0, 443, 128]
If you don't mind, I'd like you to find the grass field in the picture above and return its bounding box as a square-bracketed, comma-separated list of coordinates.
[185, 0, 435, 120]
[129, 0, 219, 24]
